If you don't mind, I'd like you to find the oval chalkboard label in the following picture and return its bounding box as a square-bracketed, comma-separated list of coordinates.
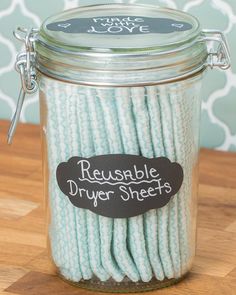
[56, 155, 183, 218]
[46, 16, 192, 35]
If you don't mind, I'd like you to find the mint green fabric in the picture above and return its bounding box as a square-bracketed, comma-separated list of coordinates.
[42, 75, 200, 282]
[0, 0, 235, 151]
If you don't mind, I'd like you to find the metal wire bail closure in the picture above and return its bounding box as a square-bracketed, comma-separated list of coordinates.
[201, 30, 231, 70]
[8, 27, 39, 144]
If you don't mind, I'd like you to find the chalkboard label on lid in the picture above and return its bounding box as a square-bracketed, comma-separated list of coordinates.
[56, 154, 184, 218]
[47, 16, 192, 35]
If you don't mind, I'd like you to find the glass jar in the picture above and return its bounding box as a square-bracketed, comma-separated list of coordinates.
[11, 3, 230, 293]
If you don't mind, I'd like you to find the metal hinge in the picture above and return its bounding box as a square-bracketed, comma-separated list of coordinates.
[201, 29, 231, 70]
[8, 27, 38, 144]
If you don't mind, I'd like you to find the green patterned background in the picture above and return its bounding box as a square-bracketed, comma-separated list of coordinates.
[0, 0, 235, 150]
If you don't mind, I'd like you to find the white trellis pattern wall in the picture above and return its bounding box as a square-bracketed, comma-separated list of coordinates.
[0, 0, 235, 151]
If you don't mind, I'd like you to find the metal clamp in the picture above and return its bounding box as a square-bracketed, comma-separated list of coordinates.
[8, 27, 38, 144]
[201, 29, 231, 70]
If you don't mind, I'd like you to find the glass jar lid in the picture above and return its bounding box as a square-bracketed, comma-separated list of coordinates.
[36, 4, 209, 86]
[40, 4, 200, 52]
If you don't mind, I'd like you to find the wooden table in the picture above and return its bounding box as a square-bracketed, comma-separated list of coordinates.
[0, 120, 235, 295]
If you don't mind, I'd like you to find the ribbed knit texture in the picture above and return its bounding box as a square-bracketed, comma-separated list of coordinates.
[41, 77, 200, 284]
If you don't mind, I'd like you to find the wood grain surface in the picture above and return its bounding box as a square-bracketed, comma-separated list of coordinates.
[0, 120, 235, 295]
